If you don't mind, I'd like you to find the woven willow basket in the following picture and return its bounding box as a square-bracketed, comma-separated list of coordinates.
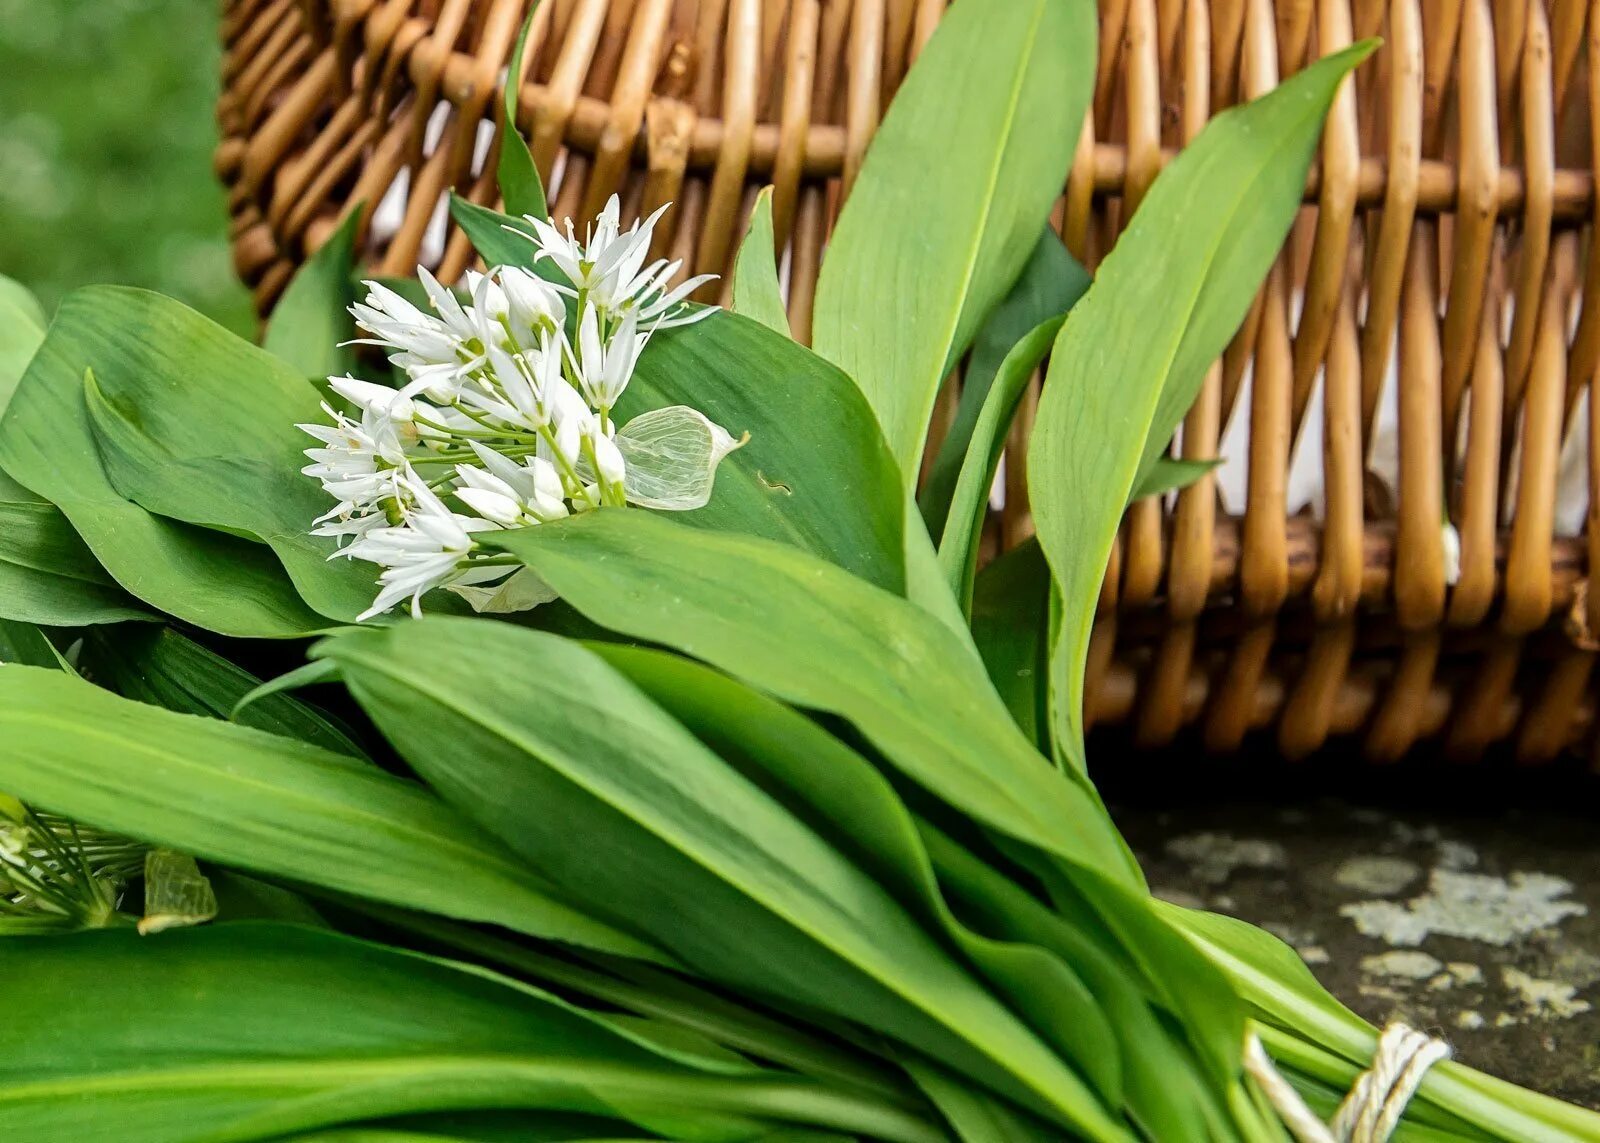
[217, 0, 1600, 765]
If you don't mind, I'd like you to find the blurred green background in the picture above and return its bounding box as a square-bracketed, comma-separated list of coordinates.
[0, 0, 254, 335]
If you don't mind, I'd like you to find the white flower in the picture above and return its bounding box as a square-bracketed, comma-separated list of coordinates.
[454, 442, 568, 526]
[467, 266, 563, 345]
[298, 403, 407, 513]
[522, 195, 714, 328]
[349, 280, 471, 401]
[304, 198, 743, 622]
[343, 478, 499, 621]
[570, 306, 649, 411]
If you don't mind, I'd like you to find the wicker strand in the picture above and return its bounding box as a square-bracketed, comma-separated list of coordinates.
[1244, 1024, 1453, 1143]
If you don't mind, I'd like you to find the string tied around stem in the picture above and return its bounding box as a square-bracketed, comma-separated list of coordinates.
[1244, 1022, 1452, 1143]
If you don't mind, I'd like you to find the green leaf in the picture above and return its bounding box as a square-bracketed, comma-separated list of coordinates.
[0, 288, 328, 636]
[617, 312, 906, 592]
[486, 510, 1135, 887]
[0, 272, 47, 417]
[1130, 456, 1221, 502]
[0, 619, 63, 668]
[0, 501, 149, 625]
[78, 624, 366, 758]
[732, 188, 789, 336]
[317, 617, 1126, 1137]
[450, 195, 540, 271]
[934, 315, 1061, 613]
[349, 902, 910, 1109]
[813, 0, 1094, 489]
[71, 290, 380, 624]
[265, 207, 363, 378]
[498, 2, 548, 221]
[447, 200, 906, 590]
[1028, 42, 1375, 776]
[920, 231, 1091, 538]
[920, 823, 1227, 1141]
[0, 924, 940, 1142]
[969, 539, 1051, 749]
[0, 666, 656, 961]
[594, 643, 1128, 1119]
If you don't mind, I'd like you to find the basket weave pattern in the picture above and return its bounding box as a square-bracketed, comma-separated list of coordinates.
[217, 0, 1599, 764]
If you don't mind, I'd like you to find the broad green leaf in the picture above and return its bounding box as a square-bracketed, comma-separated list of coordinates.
[921, 824, 1229, 1142]
[0, 277, 148, 626]
[618, 312, 906, 591]
[0, 925, 938, 1142]
[0, 288, 327, 636]
[813, 0, 1094, 488]
[0, 619, 62, 668]
[0, 501, 149, 625]
[265, 206, 363, 378]
[0, 272, 46, 416]
[1029, 43, 1375, 776]
[317, 618, 1125, 1137]
[732, 189, 789, 336]
[0, 667, 655, 961]
[79, 624, 366, 758]
[902, 496, 973, 642]
[934, 315, 1061, 613]
[1130, 456, 1221, 502]
[899, 1057, 1060, 1143]
[76, 293, 380, 623]
[294, 1108, 661, 1142]
[448, 201, 906, 591]
[594, 643, 1127, 1118]
[498, 3, 549, 221]
[969, 539, 1051, 749]
[348, 902, 910, 1108]
[921, 231, 1090, 537]
[451, 195, 541, 271]
[486, 510, 1134, 887]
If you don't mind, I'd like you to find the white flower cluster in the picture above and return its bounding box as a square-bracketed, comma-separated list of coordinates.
[301, 197, 743, 621]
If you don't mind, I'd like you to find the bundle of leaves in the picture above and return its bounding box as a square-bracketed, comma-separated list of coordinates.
[0, 1, 1593, 1140]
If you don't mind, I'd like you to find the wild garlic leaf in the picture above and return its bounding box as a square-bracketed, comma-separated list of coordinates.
[935, 314, 1062, 614]
[263, 206, 362, 379]
[485, 509, 1139, 889]
[319, 617, 1125, 1138]
[0, 925, 903, 1141]
[0, 272, 47, 417]
[921, 230, 1091, 538]
[813, 0, 1095, 490]
[0, 666, 659, 962]
[0, 288, 326, 636]
[731, 188, 789, 336]
[1029, 43, 1376, 777]
[497, 0, 548, 221]
[1129, 456, 1221, 502]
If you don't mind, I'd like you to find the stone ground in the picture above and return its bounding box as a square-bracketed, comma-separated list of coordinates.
[1100, 745, 1600, 1108]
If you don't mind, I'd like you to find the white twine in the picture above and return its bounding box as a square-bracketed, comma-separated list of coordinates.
[1244, 1023, 1452, 1143]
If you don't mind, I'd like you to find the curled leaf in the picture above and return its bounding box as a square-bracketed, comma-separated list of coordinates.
[615, 405, 747, 511]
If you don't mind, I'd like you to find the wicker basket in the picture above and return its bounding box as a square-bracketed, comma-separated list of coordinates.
[217, 0, 1599, 765]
